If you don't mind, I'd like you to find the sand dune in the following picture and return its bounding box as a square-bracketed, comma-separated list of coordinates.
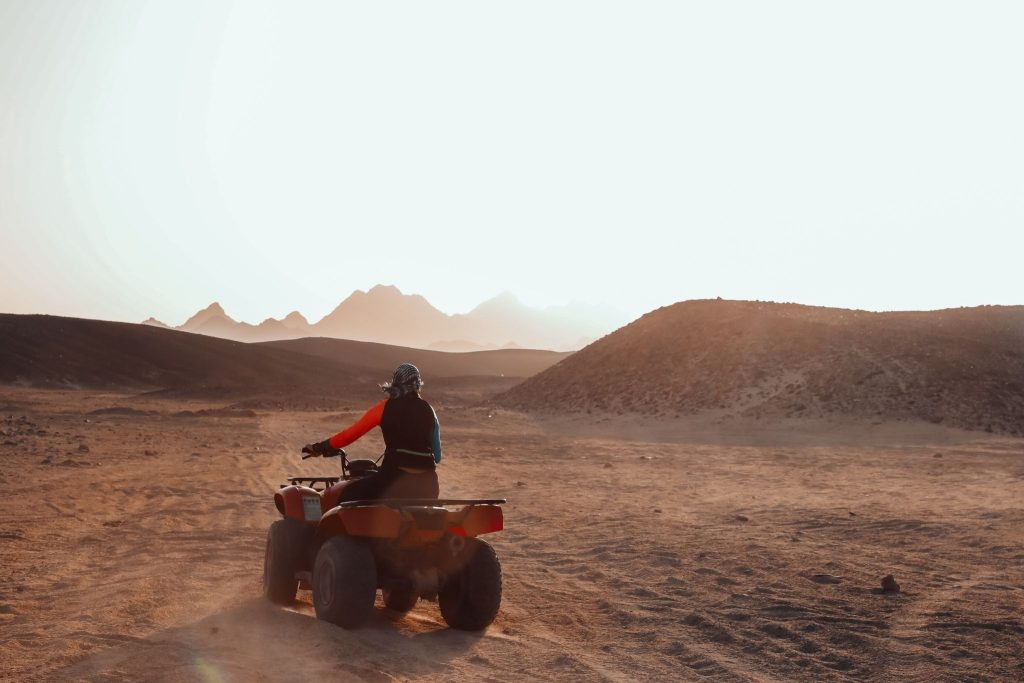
[1, 388, 1021, 681]
[0, 315, 565, 407]
[497, 300, 1024, 435]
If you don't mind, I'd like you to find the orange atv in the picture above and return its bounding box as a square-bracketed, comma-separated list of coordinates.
[263, 447, 506, 630]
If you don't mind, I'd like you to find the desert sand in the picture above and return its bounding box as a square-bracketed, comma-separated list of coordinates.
[1, 386, 1021, 682]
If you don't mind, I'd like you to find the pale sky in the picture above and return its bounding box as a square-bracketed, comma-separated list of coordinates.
[1, 1, 1021, 326]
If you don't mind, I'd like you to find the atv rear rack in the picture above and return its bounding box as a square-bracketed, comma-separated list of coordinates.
[336, 498, 507, 509]
[283, 476, 340, 490]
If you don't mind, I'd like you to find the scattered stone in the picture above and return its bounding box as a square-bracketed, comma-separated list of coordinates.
[653, 508, 663, 514]
[77, 444, 90, 453]
[810, 573, 843, 584]
[603, 462, 613, 468]
[40, 457, 51, 465]
[735, 515, 750, 522]
[514, 480, 527, 487]
[144, 450, 157, 456]
[639, 455, 653, 461]
[880, 574, 901, 593]
[933, 452, 943, 458]
[848, 511, 856, 516]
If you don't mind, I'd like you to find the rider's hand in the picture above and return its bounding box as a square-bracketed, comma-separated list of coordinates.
[301, 439, 333, 456]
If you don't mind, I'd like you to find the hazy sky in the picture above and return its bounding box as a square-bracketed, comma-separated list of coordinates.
[1, 1, 1021, 326]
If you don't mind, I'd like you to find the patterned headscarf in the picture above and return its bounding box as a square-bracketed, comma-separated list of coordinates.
[380, 363, 423, 399]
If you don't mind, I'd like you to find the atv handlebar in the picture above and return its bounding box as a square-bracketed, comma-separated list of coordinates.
[301, 447, 346, 460]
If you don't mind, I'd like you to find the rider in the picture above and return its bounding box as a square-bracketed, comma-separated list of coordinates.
[302, 363, 441, 502]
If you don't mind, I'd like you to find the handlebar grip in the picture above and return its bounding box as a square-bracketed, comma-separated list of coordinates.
[301, 452, 316, 460]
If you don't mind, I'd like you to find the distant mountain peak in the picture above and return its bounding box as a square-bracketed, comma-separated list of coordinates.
[492, 291, 522, 304]
[181, 301, 235, 330]
[471, 291, 526, 314]
[282, 311, 309, 327]
[141, 317, 168, 328]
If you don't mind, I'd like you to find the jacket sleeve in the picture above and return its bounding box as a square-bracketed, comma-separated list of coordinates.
[431, 407, 442, 464]
[328, 400, 386, 449]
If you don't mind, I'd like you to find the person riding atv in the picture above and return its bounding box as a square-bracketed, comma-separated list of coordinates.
[303, 363, 440, 503]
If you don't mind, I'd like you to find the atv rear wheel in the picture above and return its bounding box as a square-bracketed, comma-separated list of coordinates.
[383, 587, 418, 613]
[263, 519, 305, 605]
[439, 538, 502, 630]
[312, 536, 377, 628]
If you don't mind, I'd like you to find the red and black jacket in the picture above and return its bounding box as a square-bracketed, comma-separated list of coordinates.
[328, 393, 442, 471]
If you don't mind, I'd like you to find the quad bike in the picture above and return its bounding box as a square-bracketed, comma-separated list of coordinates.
[263, 446, 506, 630]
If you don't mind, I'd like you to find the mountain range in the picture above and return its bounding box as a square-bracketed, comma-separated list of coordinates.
[143, 285, 625, 351]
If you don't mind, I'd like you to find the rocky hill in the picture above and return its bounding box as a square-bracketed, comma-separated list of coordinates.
[494, 300, 1024, 435]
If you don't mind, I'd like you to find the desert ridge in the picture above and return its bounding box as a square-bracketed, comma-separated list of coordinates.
[497, 299, 1024, 436]
[0, 313, 567, 405]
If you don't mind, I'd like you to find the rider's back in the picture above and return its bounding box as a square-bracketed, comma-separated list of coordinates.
[380, 394, 438, 471]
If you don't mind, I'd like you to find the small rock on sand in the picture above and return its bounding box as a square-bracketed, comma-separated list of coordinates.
[735, 515, 750, 522]
[881, 574, 901, 593]
[78, 444, 90, 452]
[810, 573, 843, 584]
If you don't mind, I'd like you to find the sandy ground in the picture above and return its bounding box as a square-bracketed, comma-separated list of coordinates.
[1, 387, 1022, 682]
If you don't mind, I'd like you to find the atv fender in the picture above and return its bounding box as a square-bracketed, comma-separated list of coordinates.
[319, 505, 402, 538]
[275, 485, 322, 523]
[449, 505, 504, 538]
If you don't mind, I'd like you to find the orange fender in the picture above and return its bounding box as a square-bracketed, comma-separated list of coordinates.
[274, 485, 322, 523]
[449, 505, 503, 537]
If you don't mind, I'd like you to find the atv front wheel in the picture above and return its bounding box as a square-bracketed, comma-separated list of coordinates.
[312, 536, 377, 628]
[439, 538, 502, 630]
[263, 519, 306, 604]
[383, 587, 418, 613]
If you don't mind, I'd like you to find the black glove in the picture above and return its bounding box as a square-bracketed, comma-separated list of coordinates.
[301, 439, 333, 457]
